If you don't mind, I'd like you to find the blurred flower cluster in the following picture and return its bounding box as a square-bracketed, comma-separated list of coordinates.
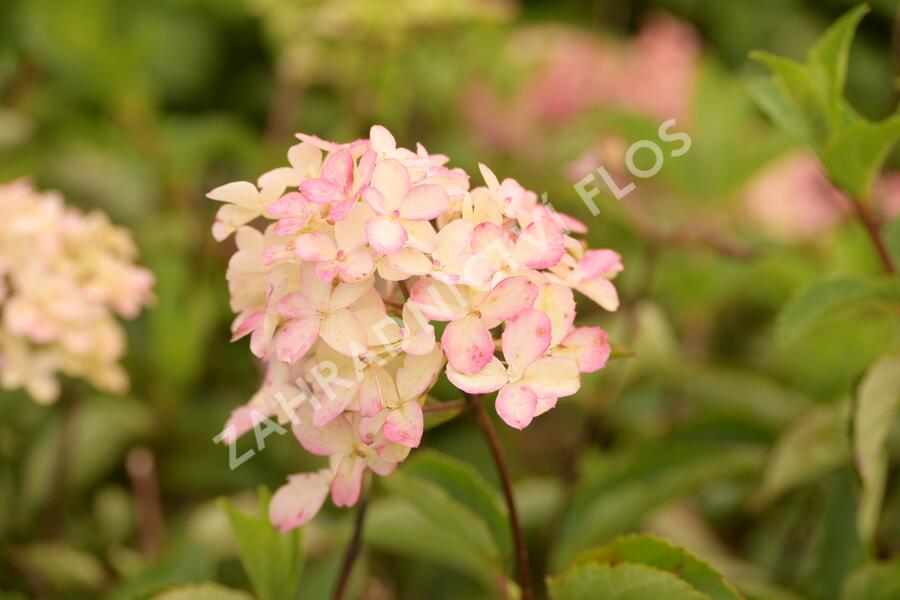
[210, 125, 620, 530]
[463, 13, 700, 154]
[0, 180, 154, 403]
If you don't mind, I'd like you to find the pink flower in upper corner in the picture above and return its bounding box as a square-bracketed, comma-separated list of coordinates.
[299, 147, 376, 221]
[362, 159, 449, 255]
[273, 264, 371, 362]
[447, 309, 580, 429]
[411, 276, 537, 374]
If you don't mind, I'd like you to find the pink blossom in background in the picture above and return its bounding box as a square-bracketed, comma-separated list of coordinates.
[742, 153, 851, 241]
[0, 180, 154, 403]
[211, 125, 620, 530]
[462, 13, 700, 153]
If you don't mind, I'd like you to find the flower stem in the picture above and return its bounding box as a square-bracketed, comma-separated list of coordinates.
[332, 493, 368, 600]
[467, 393, 534, 600]
[851, 196, 896, 275]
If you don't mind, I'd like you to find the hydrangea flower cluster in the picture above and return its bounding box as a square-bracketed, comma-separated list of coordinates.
[0, 180, 154, 404]
[210, 126, 621, 531]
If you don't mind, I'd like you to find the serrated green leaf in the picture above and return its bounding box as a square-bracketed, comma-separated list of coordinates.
[379, 471, 503, 573]
[808, 5, 869, 126]
[364, 497, 508, 591]
[753, 404, 849, 506]
[553, 443, 764, 568]
[749, 51, 829, 149]
[841, 560, 900, 600]
[153, 583, 254, 600]
[852, 356, 900, 546]
[548, 562, 712, 600]
[777, 277, 900, 345]
[821, 116, 900, 200]
[572, 535, 744, 600]
[744, 76, 813, 146]
[220, 487, 303, 600]
[402, 450, 512, 566]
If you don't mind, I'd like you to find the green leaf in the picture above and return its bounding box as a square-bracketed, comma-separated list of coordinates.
[14, 542, 105, 594]
[820, 116, 900, 200]
[777, 277, 900, 346]
[572, 535, 744, 600]
[365, 497, 508, 591]
[841, 560, 900, 600]
[220, 487, 304, 600]
[553, 443, 764, 568]
[548, 562, 711, 600]
[402, 449, 512, 566]
[104, 542, 215, 600]
[852, 356, 900, 546]
[379, 470, 502, 566]
[153, 583, 254, 600]
[807, 5, 869, 125]
[749, 51, 829, 148]
[744, 76, 814, 147]
[753, 404, 849, 507]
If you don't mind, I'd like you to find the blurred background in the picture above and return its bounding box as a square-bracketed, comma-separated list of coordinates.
[1, 0, 900, 598]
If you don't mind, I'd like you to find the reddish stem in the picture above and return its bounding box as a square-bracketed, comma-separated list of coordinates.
[468, 394, 533, 600]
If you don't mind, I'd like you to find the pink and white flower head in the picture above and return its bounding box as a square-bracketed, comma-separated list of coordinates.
[0, 180, 154, 404]
[210, 125, 621, 531]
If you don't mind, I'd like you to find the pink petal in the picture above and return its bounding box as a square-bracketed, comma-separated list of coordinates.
[535, 283, 576, 346]
[579, 249, 623, 279]
[445, 357, 508, 394]
[276, 292, 317, 318]
[270, 471, 331, 532]
[331, 455, 366, 507]
[299, 178, 343, 204]
[501, 309, 551, 373]
[231, 310, 265, 341]
[522, 356, 580, 397]
[207, 181, 258, 206]
[396, 346, 443, 401]
[338, 249, 375, 282]
[479, 276, 538, 325]
[386, 248, 432, 276]
[556, 327, 611, 373]
[514, 219, 565, 269]
[353, 150, 377, 191]
[401, 302, 436, 355]
[495, 383, 538, 430]
[273, 218, 309, 237]
[471, 222, 514, 269]
[577, 277, 620, 312]
[362, 187, 391, 215]
[365, 216, 408, 255]
[398, 184, 449, 221]
[266, 191, 309, 218]
[384, 402, 424, 448]
[358, 370, 385, 417]
[370, 159, 410, 210]
[409, 277, 468, 321]
[320, 308, 367, 356]
[295, 232, 338, 262]
[293, 412, 354, 456]
[275, 316, 322, 363]
[328, 199, 356, 221]
[321, 148, 353, 189]
[221, 403, 275, 444]
[314, 261, 341, 282]
[441, 315, 494, 375]
[369, 125, 397, 153]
